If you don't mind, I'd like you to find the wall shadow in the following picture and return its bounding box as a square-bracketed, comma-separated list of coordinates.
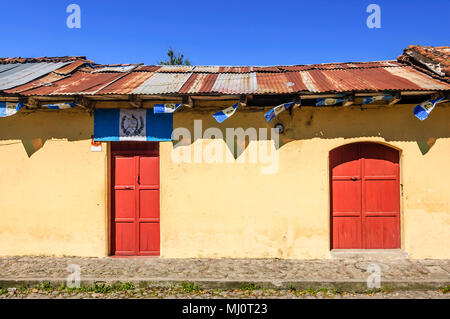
[0, 110, 92, 157]
[171, 105, 450, 159]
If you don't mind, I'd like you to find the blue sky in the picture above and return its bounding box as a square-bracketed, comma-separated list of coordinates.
[1, 0, 448, 66]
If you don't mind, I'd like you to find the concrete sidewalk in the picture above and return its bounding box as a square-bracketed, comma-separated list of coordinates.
[0, 256, 449, 291]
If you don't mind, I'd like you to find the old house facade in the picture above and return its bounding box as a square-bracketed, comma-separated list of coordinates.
[1, 46, 449, 259]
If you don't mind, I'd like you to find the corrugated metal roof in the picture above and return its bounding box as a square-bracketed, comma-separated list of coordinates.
[256, 72, 308, 93]
[2, 49, 449, 97]
[0, 56, 89, 64]
[211, 73, 258, 94]
[22, 71, 124, 95]
[156, 65, 195, 73]
[383, 67, 449, 90]
[0, 62, 70, 90]
[53, 60, 89, 75]
[97, 72, 154, 94]
[6, 72, 67, 94]
[178, 73, 218, 94]
[92, 65, 138, 73]
[132, 72, 193, 94]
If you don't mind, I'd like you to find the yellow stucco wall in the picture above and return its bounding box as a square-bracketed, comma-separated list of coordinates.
[0, 103, 449, 258]
[0, 109, 108, 257]
[160, 103, 450, 259]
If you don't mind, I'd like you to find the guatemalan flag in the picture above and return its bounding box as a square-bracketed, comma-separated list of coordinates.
[414, 98, 444, 121]
[264, 102, 294, 123]
[154, 103, 182, 114]
[316, 98, 347, 106]
[94, 109, 173, 141]
[42, 102, 76, 109]
[0, 101, 24, 117]
[363, 94, 395, 104]
[213, 103, 239, 123]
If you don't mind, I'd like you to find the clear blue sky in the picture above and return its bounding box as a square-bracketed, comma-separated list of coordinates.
[1, 0, 448, 66]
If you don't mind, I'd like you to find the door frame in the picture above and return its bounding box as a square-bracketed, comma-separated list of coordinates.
[328, 141, 403, 250]
[108, 142, 160, 257]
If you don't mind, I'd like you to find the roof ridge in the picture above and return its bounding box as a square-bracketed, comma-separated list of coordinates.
[0, 56, 89, 65]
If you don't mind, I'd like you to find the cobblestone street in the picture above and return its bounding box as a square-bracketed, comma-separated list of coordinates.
[1, 287, 449, 299]
[1, 256, 449, 295]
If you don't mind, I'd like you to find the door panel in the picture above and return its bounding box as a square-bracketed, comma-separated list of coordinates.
[364, 217, 400, 249]
[139, 190, 160, 219]
[114, 190, 135, 219]
[115, 223, 136, 255]
[114, 157, 135, 185]
[140, 157, 159, 186]
[139, 223, 160, 255]
[111, 142, 160, 256]
[330, 143, 400, 249]
[364, 180, 399, 213]
[331, 180, 361, 215]
[332, 216, 362, 249]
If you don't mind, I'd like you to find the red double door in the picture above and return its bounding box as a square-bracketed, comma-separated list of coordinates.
[111, 142, 160, 256]
[330, 143, 400, 249]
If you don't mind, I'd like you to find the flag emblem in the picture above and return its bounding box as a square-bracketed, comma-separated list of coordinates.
[363, 94, 395, 104]
[154, 103, 182, 113]
[414, 98, 444, 121]
[120, 112, 145, 137]
[213, 103, 239, 123]
[264, 102, 293, 123]
[316, 98, 347, 106]
[0, 101, 24, 117]
[94, 108, 173, 141]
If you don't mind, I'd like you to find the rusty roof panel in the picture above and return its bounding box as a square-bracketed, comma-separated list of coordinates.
[300, 71, 319, 92]
[279, 61, 401, 72]
[178, 73, 219, 94]
[319, 69, 380, 92]
[217, 66, 253, 73]
[303, 69, 336, 92]
[156, 65, 195, 73]
[252, 66, 282, 72]
[256, 72, 307, 94]
[304, 67, 440, 92]
[0, 56, 88, 64]
[135, 65, 161, 72]
[92, 65, 138, 73]
[5, 72, 66, 94]
[97, 72, 154, 94]
[54, 60, 90, 75]
[132, 72, 192, 94]
[383, 66, 450, 90]
[22, 71, 124, 95]
[192, 66, 221, 73]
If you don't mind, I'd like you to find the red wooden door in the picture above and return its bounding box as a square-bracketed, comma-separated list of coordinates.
[330, 143, 400, 249]
[111, 142, 160, 256]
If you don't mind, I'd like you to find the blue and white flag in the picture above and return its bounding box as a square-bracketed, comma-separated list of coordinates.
[42, 102, 76, 109]
[363, 94, 395, 105]
[316, 98, 347, 106]
[264, 102, 294, 123]
[0, 101, 24, 117]
[414, 98, 444, 121]
[213, 103, 239, 123]
[154, 103, 182, 114]
[94, 108, 173, 141]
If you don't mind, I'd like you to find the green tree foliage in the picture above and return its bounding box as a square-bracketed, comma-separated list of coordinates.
[159, 47, 191, 66]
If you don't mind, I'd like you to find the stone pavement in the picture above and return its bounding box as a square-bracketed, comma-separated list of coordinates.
[0, 256, 449, 291]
